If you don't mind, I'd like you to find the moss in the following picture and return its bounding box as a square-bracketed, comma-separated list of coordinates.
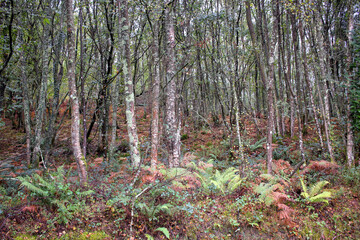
[14, 235, 36, 240]
[60, 231, 110, 240]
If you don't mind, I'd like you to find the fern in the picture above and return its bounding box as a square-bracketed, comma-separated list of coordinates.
[17, 176, 49, 197]
[137, 202, 173, 222]
[309, 180, 329, 197]
[255, 174, 294, 224]
[145, 227, 170, 240]
[254, 182, 282, 206]
[300, 178, 332, 204]
[17, 166, 94, 224]
[249, 137, 266, 151]
[194, 165, 245, 195]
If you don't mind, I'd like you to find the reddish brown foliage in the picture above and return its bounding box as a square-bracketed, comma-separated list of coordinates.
[301, 160, 339, 175]
[21, 205, 38, 213]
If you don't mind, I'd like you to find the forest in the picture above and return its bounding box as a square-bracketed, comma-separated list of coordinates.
[0, 0, 360, 239]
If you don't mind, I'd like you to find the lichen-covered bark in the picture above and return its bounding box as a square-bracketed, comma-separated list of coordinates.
[164, 3, 180, 168]
[150, 13, 161, 167]
[66, 0, 88, 185]
[120, 0, 141, 167]
[346, 3, 354, 167]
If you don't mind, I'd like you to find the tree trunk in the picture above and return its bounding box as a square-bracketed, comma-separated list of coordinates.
[299, 20, 324, 149]
[32, 22, 50, 167]
[164, 2, 180, 167]
[246, 0, 274, 174]
[79, 2, 88, 158]
[346, 2, 354, 167]
[150, 10, 161, 167]
[120, 0, 141, 167]
[313, 12, 335, 163]
[20, 34, 31, 167]
[67, 0, 88, 185]
[290, 9, 306, 164]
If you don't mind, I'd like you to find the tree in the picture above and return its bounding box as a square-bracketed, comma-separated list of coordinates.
[245, 0, 275, 174]
[66, 0, 88, 185]
[120, 0, 141, 167]
[148, 1, 162, 167]
[164, 1, 181, 168]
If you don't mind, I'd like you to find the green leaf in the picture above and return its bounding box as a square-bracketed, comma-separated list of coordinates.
[145, 234, 154, 240]
[155, 227, 170, 239]
[43, 18, 50, 25]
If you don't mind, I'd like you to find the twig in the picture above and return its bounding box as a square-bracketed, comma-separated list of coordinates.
[288, 159, 307, 179]
[125, 156, 145, 196]
[129, 183, 155, 236]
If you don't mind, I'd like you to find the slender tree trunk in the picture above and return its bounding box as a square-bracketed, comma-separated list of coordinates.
[290, 9, 306, 163]
[20, 34, 31, 167]
[109, 7, 121, 162]
[120, 0, 141, 167]
[346, 2, 354, 167]
[150, 14, 161, 167]
[313, 12, 335, 163]
[276, 9, 285, 136]
[79, 2, 87, 158]
[109, 77, 120, 161]
[299, 20, 324, 149]
[164, 2, 180, 167]
[67, 0, 88, 185]
[246, 0, 275, 174]
[264, 2, 277, 175]
[32, 22, 50, 167]
[44, 12, 64, 163]
[284, 15, 295, 138]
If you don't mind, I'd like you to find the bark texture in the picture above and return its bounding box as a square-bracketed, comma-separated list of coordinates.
[121, 0, 141, 167]
[66, 0, 88, 185]
[164, 3, 180, 167]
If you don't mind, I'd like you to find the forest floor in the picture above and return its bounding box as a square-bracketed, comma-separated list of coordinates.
[0, 106, 360, 239]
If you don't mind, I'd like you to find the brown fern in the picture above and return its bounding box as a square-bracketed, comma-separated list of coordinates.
[301, 160, 339, 175]
[21, 205, 38, 213]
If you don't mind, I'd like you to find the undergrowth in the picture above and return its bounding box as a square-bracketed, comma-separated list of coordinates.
[17, 166, 94, 224]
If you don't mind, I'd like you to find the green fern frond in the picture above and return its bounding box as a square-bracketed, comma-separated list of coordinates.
[34, 174, 54, 191]
[194, 165, 244, 195]
[309, 191, 331, 204]
[158, 203, 173, 214]
[222, 167, 238, 182]
[249, 137, 266, 151]
[300, 178, 332, 203]
[18, 176, 49, 197]
[78, 190, 94, 197]
[254, 182, 276, 206]
[309, 181, 329, 197]
[228, 175, 244, 192]
[300, 178, 309, 198]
